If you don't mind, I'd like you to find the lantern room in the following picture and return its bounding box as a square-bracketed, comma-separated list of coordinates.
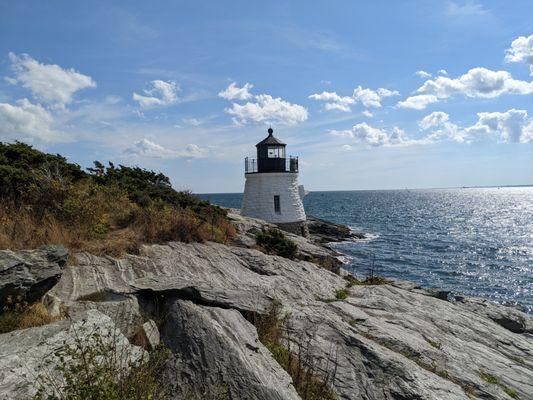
[245, 127, 298, 174]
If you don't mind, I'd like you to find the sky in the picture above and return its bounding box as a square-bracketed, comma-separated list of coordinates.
[0, 0, 532, 193]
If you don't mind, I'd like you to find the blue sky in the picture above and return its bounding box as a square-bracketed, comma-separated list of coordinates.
[0, 0, 532, 193]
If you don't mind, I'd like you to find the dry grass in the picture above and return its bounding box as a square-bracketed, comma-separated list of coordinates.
[0, 201, 236, 256]
[1, 142, 235, 256]
[0, 300, 59, 334]
[0, 206, 72, 250]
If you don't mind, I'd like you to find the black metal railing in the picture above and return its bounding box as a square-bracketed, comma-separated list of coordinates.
[245, 156, 298, 173]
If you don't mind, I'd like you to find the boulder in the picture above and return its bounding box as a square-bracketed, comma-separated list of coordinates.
[455, 296, 532, 334]
[307, 215, 365, 243]
[0, 245, 68, 308]
[50, 242, 344, 315]
[160, 299, 300, 400]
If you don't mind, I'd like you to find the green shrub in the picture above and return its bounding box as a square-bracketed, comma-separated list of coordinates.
[256, 228, 298, 259]
[343, 274, 390, 287]
[335, 289, 348, 300]
[0, 142, 235, 254]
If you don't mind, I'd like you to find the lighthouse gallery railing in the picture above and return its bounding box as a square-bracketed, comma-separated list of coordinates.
[244, 156, 298, 173]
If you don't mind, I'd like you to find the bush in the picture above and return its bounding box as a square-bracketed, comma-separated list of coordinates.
[335, 289, 348, 300]
[256, 228, 298, 259]
[0, 142, 235, 254]
[342, 274, 389, 287]
[33, 324, 171, 400]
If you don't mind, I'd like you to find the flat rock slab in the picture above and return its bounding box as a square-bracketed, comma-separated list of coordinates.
[285, 283, 533, 400]
[50, 241, 345, 313]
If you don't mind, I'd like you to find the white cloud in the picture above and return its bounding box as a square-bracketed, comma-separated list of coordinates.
[416, 70, 432, 79]
[220, 83, 308, 125]
[309, 86, 399, 112]
[438, 69, 448, 76]
[505, 35, 533, 75]
[182, 117, 202, 126]
[226, 94, 308, 125]
[124, 138, 208, 158]
[133, 80, 179, 108]
[523, 121, 533, 143]
[330, 122, 408, 147]
[7, 53, 96, 108]
[342, 144, 352, 151]
[397, 94, 438, 110]
[417, 111, 469, 143]
[419, 109, 533, 144]
[475, 109, 531, 143]
[416, 67, 533, 99]
[362, 110, 374, 118]
[0, 98, 57, 141]
[218, 82, 254, 101]
[418, 111, 450, 130]
[353, 86, 400, 108]
[444, 2, 492, 22]
[308, 91, 354, 112]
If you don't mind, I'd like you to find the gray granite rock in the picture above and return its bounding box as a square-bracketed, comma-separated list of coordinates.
[0, 309, 143, 399]
[0, 245, 67, 308]
[227, 209, 346, 272]
[2, 213, 532, 400]
[161, 299, 300, 400]
[454, 296, 532, 333]
[139, 319, 160, 350]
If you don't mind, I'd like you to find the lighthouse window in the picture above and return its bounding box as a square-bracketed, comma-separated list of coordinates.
[267, 147, 285, 158]
[274, 195, 281, 213]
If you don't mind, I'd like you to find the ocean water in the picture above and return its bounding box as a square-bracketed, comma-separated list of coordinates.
[199, 187, 533, 313]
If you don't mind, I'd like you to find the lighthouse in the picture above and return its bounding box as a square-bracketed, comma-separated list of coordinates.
[242, 127, 308, 236]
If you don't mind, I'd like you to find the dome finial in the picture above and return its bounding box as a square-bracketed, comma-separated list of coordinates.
[268, 125, 273, 135]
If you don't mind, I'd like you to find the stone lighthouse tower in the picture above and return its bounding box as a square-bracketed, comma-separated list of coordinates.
[242, 127, 308, 236]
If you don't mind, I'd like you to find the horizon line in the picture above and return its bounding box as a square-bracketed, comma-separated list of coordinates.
[196, 184, 533, 195]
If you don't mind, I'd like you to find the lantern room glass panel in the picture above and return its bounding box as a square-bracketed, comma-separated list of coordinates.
[267, 146, 285, 158]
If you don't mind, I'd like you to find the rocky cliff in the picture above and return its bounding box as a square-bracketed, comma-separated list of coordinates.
[0, 211, 531, 400]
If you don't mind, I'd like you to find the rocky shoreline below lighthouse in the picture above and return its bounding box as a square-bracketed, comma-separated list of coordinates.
[1, 209, 531, 400]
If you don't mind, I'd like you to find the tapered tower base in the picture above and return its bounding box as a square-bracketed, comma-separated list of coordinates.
[242, 172, 307, 236]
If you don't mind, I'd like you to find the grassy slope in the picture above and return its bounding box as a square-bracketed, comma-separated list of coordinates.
[0, 141, 235, 255]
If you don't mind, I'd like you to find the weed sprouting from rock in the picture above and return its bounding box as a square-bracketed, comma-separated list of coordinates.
[32, 320, 170, 400]
[250, 301, 338, 400]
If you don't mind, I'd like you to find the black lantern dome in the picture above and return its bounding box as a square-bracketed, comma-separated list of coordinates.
[244, 127, 298, 174]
